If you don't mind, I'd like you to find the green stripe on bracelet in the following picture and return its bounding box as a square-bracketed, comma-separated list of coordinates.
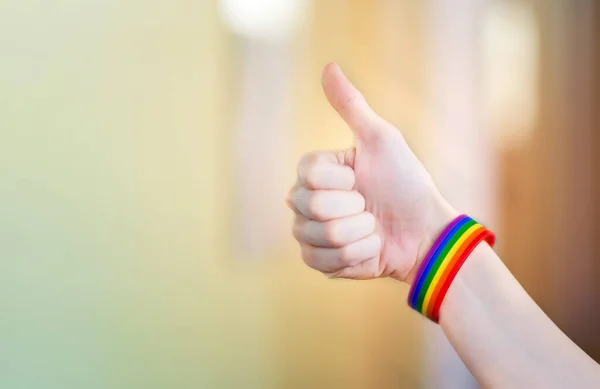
[415, 219, 476, 312]
[408, 214, 496, 323]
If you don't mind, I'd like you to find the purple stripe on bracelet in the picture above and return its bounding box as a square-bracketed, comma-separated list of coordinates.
[408, 214, 467, 308]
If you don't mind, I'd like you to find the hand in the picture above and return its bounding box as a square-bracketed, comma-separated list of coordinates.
[286, 63, 458, 283]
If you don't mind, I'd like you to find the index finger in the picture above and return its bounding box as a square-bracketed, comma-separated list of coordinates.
[298, 153, 355, 190]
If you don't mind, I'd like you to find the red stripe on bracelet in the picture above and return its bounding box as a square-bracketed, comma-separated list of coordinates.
[431, 229, 496, 322]
[424, 226, 484, 319]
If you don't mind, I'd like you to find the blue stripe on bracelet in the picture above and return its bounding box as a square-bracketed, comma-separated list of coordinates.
[407, 214, 467, 306]
[410, 215, 473, 308]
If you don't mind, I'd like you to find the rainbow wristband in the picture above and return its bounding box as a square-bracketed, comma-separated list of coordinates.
[407, 214, 496, 323]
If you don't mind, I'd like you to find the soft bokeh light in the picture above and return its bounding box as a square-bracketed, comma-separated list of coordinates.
[1, 1, 599, 388]
[219, 0, 308, 40]
[483, 0, 539, 149]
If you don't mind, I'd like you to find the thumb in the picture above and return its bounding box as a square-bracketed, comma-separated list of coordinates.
[321, 63, 385, 140]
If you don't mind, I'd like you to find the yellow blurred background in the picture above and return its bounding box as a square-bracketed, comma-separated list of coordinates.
[1, 1, 598, 388]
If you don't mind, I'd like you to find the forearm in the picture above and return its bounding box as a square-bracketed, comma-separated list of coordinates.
[439, 243, 600, 388]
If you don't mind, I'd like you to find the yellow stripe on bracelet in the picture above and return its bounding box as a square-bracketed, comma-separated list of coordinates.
[420, 224, 483, 315]
[408, 214, 496, 323]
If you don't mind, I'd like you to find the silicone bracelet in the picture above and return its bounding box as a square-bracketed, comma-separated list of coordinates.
[408, 215, 495, 323]
[408, 214, 469, 308]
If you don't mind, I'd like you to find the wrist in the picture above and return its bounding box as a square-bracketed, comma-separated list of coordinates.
[402, 193, 460, 285]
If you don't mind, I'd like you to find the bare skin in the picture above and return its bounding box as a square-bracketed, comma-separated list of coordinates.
[286, 63, 600, 389]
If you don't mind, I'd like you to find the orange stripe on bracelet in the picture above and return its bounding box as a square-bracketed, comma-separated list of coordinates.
[424, 225, 485, 318]
[431, 229, 496, 322]
[421, 224, 483, 316]
[407, 214, 496, 323]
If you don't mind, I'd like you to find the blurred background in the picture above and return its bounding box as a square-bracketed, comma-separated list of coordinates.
[1, 0, 599, 388]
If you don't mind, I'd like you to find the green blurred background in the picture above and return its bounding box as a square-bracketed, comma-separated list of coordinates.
[1, 1, 599, 388]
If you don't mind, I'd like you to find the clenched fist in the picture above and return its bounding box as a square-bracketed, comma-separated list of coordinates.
[287, 64, 458, 283]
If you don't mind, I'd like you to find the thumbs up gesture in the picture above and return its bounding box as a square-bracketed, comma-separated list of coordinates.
[287, 64, 458, 282]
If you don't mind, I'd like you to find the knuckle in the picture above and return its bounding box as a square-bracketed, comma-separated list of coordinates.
[363, 212, 377, 231]
[300, 244, 315, 265]
[311, 152, 329, 164]
[339, 245, 355, 266]
[300, 151, 324, 166]
[285, 190, 294, 208]
[291, 221, 302, 242]
[305, 156, 329, 188]
[367, 260, 383, 279]
[286, 186, 299, 206]
[300, 152, 330, 189]
[352, 191, 366, 210]
[304, 166, 321, 189]
[308, 192, 327, 220]
[301, 246, 325, 273]
[323, 220, 343, 247]
[345, 168, 356, 189]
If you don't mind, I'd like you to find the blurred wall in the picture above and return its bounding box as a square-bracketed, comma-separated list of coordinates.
[1, 0, 599, 389]
[0, 1, 428, 388]
[0, 1, 245, 388]
[499, 0, 600, 361]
